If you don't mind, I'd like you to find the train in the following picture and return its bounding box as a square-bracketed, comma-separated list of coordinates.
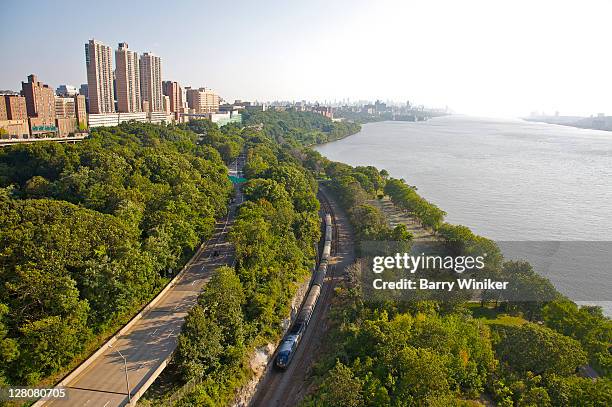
[275, 212, 333, 369]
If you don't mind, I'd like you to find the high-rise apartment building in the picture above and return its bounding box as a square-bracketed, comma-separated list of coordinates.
[85, 39, 114, 114]
[21, 74, 56, 126]
[55, 96, 76, 118]
[74, 94, 87, 128]
[79, 84, 88, 98]
[162, 81, 183, 113]
[162, 95, 171, 115]
[0, 98, 5, 121]
[186, 87, 220, 114]
[4, 95, 27, 120]
[115, 43, 141, 113]
[139, 52, 162, 112]
[79, 84, 89, 112]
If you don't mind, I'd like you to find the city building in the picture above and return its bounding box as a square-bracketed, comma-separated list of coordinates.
[186, 87, 220, 114]
[55, 117, 78, 137]
[115, 42, 141, 113]
[21, 74, 56, 124]
[88, 112, 147, 128]
[79, 83, 88, 98]
[79, 83, 89, 112]
[0, 96, 6, 120]
[312, 105, 334, 119]
[55, 96, 75, 118]
[56, 84, 78, 97]
[85, 39, 114, 114]
[4, 95, 27, 120]
[139, 52, 162, 112]
[149, 111, 173, 124]
[21, 74, 57, 136]
[54, 96, 82, 137]
[74, 94, 87, 129]
[162, 80, 183, 113]
[0, 119, 29, 139]
[162, 95, 171, 115]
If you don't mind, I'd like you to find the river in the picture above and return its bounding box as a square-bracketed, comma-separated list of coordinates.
[314, 116, 612, 314]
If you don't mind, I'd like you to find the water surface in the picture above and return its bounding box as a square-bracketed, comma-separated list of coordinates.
[315, 116, 612, 311]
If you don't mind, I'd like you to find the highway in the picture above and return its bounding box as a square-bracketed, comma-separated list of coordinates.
[40, 155, 245, 407]
[250, 185, 355, 407]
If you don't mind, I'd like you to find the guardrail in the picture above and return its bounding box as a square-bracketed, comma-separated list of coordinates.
[0, 134, 88, 147]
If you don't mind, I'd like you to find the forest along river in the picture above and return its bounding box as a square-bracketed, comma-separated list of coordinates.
[315, 115, 612, 315]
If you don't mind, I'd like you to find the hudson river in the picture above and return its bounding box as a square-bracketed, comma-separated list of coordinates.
[315, 116, 612, 313]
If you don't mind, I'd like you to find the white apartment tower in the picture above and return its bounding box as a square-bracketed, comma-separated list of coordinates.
[139, 52, 162, 112]
[115, 43, 141, 113]
[85, 39, 114, 114]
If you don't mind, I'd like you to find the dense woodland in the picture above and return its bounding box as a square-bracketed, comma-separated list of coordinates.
[139, 111, 362, 405]
[170, 123, 324, 405]
[0, 121, 237, 385]
[241, 109, 361, 146]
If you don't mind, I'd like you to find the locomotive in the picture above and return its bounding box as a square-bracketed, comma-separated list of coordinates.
[275, 212, 332, 369]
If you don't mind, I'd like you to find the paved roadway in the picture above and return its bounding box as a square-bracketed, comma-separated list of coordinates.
[44, 155, 245, 407]
[250, 186, 355, 407]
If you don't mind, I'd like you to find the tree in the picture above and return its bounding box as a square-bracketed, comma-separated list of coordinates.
[174, 305, 223, 380]
[0, 303, 18, 386]
[543, 299, 612, 376]
[501, 261, 559, 321]
[317, 361, 363, 407]
[0, 121, 233, 385]
[494, 323, 587, 376]
[545, 374, 612, 407]
[389, 347, 454, 405]
[198, 266, 245, 349]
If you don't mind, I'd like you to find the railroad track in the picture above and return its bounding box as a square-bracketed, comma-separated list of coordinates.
[250, 186, 353, 407]
[319, 191, 339, 257]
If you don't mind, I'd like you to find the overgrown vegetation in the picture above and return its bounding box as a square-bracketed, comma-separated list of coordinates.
[0, 121, 235, 385]
[242, 109, 361, 146]
[297, 146, 611, 406]
[168, 117, 326, 405]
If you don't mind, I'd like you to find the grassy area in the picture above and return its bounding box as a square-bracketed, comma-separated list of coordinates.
[367, 196, 439, 241]
[467, 303, 527, 327]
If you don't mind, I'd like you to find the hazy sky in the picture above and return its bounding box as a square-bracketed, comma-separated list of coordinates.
[2, 0, 612, 117]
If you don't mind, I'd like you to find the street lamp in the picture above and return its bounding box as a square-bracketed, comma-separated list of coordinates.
[108, 343, 131, 403]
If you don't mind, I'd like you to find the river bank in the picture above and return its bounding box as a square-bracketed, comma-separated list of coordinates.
[314, 116, 612, 315]
[525, 115, 612, 132]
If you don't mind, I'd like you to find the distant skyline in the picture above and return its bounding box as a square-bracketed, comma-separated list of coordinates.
[2, 0, 612, 117]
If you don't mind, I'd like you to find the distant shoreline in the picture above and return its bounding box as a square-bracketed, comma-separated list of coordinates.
[524, 116, 612, 132]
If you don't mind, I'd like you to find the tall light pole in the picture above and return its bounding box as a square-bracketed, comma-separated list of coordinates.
[108, 344, 131, 403]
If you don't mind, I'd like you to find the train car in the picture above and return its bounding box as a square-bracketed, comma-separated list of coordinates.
[295, 285, 321, 326]
[312, 262, 327, 288]
[325, 214, 332, 228]
[325, 225, 333, 242]
[275, 334, 299, 369]
[276, 213, 332, 371]
[322, 240, 331, 261]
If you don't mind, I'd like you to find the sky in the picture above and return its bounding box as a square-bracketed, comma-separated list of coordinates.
[2, 0, 612, 117]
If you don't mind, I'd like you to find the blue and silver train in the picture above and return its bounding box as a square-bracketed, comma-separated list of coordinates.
[275, 212, 333, 369]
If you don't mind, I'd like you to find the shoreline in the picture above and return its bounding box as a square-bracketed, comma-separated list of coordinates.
[524, 116, 612, 133]
[312, 121, 611, 316]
